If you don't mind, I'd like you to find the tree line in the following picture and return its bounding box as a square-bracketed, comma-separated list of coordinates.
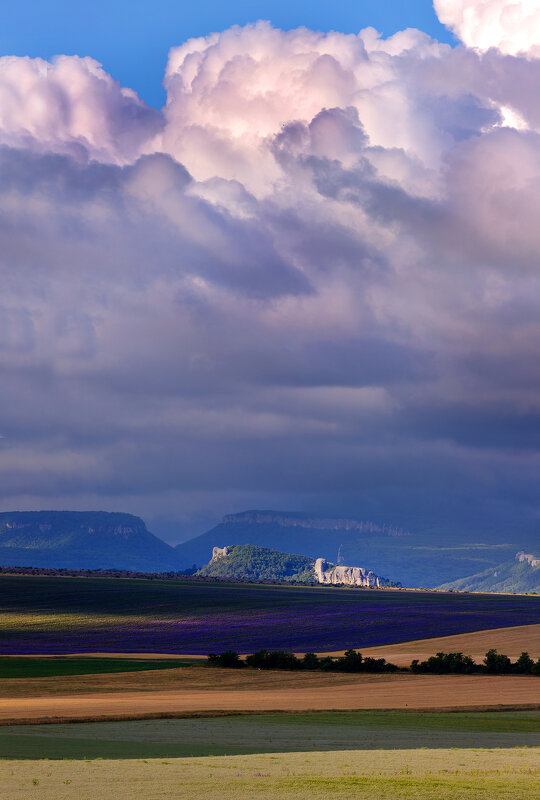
[207, 647, 540, 675]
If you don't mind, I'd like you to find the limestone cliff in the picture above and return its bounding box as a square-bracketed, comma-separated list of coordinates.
[314, 557, 381, 587]
[516, 551, 540, 568]
[211, 546, 232, 561]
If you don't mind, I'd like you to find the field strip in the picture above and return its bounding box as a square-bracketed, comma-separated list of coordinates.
[0, 653, 204, 660]
[1, 705, 539, 727]
[320, 623, 540, 664]
[0, 748, 538, 800]
[0, 674, 538, 723]
[3, 623, 538, 663]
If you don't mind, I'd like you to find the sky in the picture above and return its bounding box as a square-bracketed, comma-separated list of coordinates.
[0, 1, 455, 107]
[2, 0, 540, 544]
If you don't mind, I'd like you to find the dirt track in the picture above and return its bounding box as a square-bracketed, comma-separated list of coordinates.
[0, 671, 538, 723]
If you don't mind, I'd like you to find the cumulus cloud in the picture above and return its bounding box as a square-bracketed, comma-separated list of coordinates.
[0, 55, 162, 162]
[1, 20, 540, 540]
[435, 0, 540, 55]
[156, 23, 455, 190]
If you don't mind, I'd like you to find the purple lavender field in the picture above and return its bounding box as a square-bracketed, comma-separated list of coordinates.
[1, 575, 539, 654]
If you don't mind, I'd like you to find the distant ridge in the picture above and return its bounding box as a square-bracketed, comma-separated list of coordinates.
[223, 511, 409, 536]
[0, 511, 183, 572]
[0, 508, 524, 589]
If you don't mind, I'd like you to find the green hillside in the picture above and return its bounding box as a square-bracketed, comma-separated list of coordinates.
[197, 544, 316, 582]
[439, 552, 540, 594]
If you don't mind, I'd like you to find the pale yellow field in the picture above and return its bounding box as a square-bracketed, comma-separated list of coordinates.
[331, 623, 540, 665]
[1, 748, 538, 800]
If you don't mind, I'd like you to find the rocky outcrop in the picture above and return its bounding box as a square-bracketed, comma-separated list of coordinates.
[211, 545, 231, 561]
[516, 551, 540, 568]
[314, 557, 381, 587]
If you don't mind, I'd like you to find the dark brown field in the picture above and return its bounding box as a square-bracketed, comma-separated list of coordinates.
[0, 667, 538, 724]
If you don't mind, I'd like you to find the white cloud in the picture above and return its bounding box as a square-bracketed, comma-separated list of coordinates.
[155, 22, 454, 190]
[435, 0, 540, 55]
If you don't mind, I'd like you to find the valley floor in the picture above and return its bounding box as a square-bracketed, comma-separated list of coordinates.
[0, 624, 538, 798]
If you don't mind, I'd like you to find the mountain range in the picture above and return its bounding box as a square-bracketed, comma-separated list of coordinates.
[175, 511, 518, 588]
[0, 508, 536, 592]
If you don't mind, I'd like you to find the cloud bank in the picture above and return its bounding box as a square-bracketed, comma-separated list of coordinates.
[1, 7, 540, 540]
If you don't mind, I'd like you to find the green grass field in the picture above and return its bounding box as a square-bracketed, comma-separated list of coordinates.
[0, 656, 198, 679]
[0, 711, 538, 759]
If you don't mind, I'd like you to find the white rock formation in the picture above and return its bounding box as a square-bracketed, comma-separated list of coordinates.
[516, 551, 540, 568]
[211, 545, 231, 561]
[314, 557, 381, 587]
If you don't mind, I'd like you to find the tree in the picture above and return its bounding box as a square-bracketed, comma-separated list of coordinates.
[207, 650, 243, 668]
[515, 651, 534, 674]
[484, 649, 512, 674]
[302, 652, 320, 670]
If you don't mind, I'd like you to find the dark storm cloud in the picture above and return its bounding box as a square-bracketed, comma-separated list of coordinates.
[1, 21, 540, 539]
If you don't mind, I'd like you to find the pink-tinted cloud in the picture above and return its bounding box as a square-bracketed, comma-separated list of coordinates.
[0, 54, 161, 162]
